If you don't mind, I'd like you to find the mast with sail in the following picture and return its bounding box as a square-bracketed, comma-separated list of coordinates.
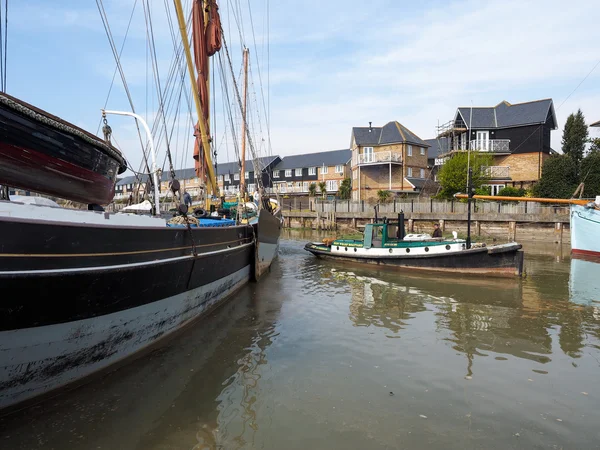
[172, 0, 221, 207]
[240, 47, 249, 200]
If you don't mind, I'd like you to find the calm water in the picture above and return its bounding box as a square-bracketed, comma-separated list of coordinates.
[1, 231, 600, 450]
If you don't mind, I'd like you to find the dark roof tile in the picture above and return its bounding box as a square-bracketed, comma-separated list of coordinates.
[274, 149, 351, 170]
[353, 121, 429, 147]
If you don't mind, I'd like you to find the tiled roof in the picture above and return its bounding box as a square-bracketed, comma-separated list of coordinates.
[424, 137, 451, 160]
[457, 99, 555, 129]
[274, 149, 351, 170]
[405, 177, 427, 189]
[215, 155, 280, 175]
[352, 121, 430, 147]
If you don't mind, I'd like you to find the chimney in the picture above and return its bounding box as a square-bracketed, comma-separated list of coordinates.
[368, 122, 372, 132]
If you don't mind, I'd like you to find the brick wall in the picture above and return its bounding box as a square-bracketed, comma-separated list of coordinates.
[494, 152, 548, 183]
[403, 143, 428, 179]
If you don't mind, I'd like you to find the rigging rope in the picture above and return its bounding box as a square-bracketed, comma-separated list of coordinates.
[96, 0, 153, 199]
[142, 0, 177, 182]
[220, 31, 263, 190]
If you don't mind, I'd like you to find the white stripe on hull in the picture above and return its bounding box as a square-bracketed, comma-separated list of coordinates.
[329, 241, 465, 258]
[0, 265, 250, 410]
[571, 205, 600, 255]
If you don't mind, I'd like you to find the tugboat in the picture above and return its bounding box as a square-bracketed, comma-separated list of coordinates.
[304, 213, 523, 277]
[305, 168, 524, 277]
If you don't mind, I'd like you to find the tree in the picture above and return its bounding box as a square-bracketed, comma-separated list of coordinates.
[377, 189, 391, 203]
[532, 155, 578, 198]
[588, 137, 600, 154]
[308, 182, 317, 197]
[436, 151, 494, 199]
[337, 178, 352, 199]
[580, 150, 600, 198]
[561, 109, 588, 171]
[318, 181, 327, 198]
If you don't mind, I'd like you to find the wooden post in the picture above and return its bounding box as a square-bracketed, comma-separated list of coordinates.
[408, 218, 414, 232]
[430, 198, 433, 213]
[555, 222, 563, 245]
[509, 221, 517, 241]
[411, 199, 414, 213]
[440, 219, 445, 232]
[451, 199, 454, 213]
[475, 220, 481, 236]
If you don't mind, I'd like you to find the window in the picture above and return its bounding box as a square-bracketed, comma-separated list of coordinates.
[363, 147, 374, 163]
[321, 166, 329, 174]
[420, 147, 425, 156]
[326, 180, 338, 191]
[279, 183, 286, 193]
[248, 183, 256, 193]
[335, 165, 344, 174]
[295, 168, 302, 177]
[225, 174, 230, 182]
[302, 182, 309, 192]
[245, 171, 249, 179]
[308, 167, 316, 176]
[408, 145, 413, 156]
[234, 173, 240, 181]
[287, 182, 293, 189]
[420, 168, 425, 179]
[285, 169, 292, 177]
[407, 167, 413, 177]
[220, 175, 224, 182]
[273, 171, 279, 178]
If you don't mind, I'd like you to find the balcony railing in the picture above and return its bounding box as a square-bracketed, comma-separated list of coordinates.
[354, 151, 402, 166]
[469, 139, 510, 153]
[482, 166, 510, 179]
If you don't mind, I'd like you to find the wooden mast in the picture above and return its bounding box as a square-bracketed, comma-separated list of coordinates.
[240, 48, 249, 201]
[172, 0, 218, 206]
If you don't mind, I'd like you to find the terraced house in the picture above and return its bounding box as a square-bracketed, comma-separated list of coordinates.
[270, 149, 351, 195]
[350, 121, 430, 201]
[436, 98, 558, 194]
[216, 156, 281, 196]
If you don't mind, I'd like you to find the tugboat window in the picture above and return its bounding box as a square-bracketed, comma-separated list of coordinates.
[446, 245, 451, 250]
[337, 246, 339, 250]
[389, 248, 393, 253]
[406, 248, 410, 253]
[345, 247, 348, 251]
[425, 247, 429, 252]
[354, 248, 357, 252]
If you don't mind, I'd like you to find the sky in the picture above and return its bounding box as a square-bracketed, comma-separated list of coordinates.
[4, 0, 600, 175]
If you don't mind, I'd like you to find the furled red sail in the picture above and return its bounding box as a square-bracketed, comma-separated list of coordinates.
[192, 0, 222, 179]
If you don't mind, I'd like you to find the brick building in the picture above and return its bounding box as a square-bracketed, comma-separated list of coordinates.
[350, 121, 430, 201]
[436, 99, 558, 193]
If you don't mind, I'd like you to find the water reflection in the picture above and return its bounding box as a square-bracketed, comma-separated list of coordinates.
[321, 246, 600, 376]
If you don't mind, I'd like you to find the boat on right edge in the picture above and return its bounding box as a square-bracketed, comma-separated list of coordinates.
[455, 193, 600, 258]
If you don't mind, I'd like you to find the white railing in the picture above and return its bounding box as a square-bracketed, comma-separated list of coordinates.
[354, 151, 402, 165]
[469, 139, 510, 152]
[482, 166, 510, 178]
